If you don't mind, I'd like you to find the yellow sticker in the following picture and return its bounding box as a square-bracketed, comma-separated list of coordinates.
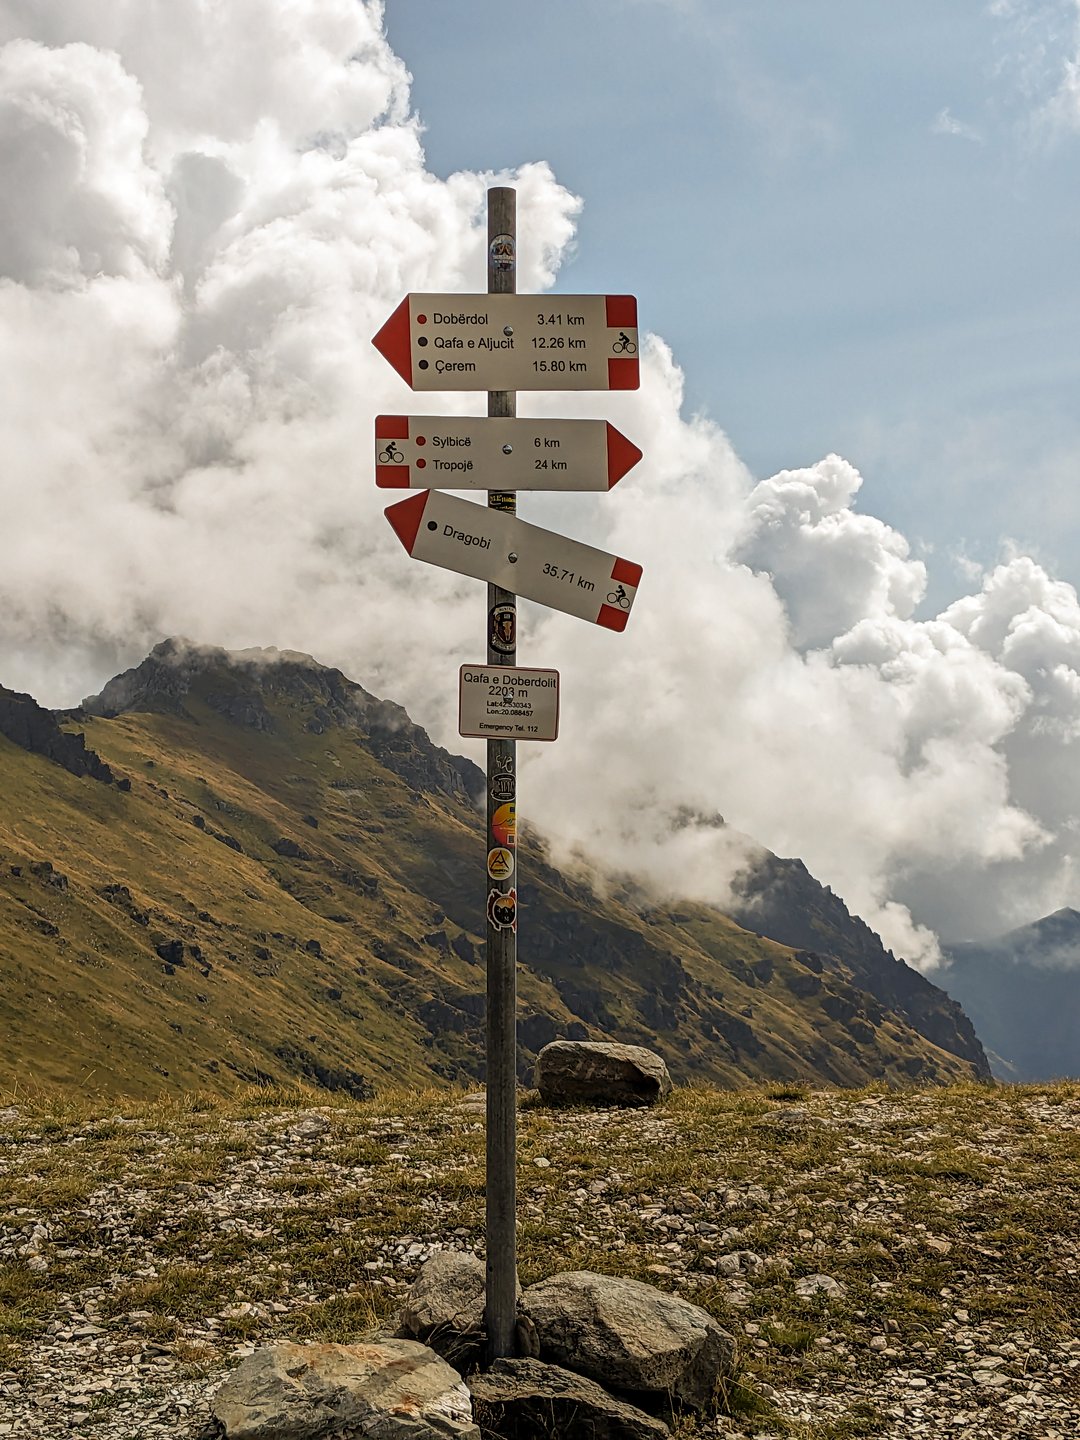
[487, 846, 515, 880]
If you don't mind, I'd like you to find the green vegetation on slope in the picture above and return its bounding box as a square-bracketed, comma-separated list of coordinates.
[0, 643, 989, 1098]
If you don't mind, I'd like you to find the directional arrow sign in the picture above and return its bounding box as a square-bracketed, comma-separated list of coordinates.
[375, 416, 642, 491]
[385, 490, 642, 631]
[372, 294, 639, 391]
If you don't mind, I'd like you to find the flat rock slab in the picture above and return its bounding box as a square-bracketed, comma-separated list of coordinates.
[520, 1270, 735, 1413]
[211, 1339, 480, 1438]
[534, 1041, 672, 1107]
[468, 1358, 672, 1439]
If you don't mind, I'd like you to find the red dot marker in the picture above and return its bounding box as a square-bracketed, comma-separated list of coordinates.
[417, 314, 427, 324]
[416, 436, 426, 446]
[416, 458, 427, 469]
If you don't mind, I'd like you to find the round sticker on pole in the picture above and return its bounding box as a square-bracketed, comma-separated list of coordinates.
[490, 604, 516, 655]
[487, 887, 517, 932]
[487, 847, 515, 880]
[489, 234, 515, 272]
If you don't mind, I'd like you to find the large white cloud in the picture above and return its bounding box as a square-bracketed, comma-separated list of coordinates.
[0, 0, 410, 155]
[735, 455, 927, 649]
[0, 40, 171, 283]
[1, 0, 1078, 967]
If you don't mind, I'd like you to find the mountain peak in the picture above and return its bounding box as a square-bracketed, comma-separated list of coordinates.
[82, 637, 483, 805]
[997, 906, 1080, 961]
[82, 638, 335, 721]
[1045, 906, 1080, 925]
[940, 906, 1080, 1080]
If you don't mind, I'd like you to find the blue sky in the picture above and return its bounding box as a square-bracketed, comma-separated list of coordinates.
[386, 0, 1080, 608]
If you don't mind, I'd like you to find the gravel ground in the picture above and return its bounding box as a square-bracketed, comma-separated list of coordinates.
[1, 1082, 1078, 1439]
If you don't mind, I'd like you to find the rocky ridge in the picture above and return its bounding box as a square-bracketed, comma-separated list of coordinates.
[729, 852, 987, 1074]
[82, 637, 483, 806]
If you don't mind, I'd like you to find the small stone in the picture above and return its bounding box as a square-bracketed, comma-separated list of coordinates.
[794, 1274, 847, 1301]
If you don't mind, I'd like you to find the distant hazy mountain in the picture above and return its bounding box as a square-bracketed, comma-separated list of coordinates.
[940, 909, 1080, 1080]
[0, 639, 989, 1097]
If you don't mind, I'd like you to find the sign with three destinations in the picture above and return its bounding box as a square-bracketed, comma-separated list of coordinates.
[375, 416, 642, 491]
[384, 489, 642, 631]
[372, 294, 640, 391]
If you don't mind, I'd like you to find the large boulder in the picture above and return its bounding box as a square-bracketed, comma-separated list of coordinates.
[211, 1339, 480, 1438]
[519, 1271, 735, 1413]
[534, 1042, 672, 1108]
[468, 1357, 672, 1438]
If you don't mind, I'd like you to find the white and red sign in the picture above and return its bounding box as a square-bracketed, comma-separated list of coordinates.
[459, 664, 560, 741]
[384, 489, 642, 631]
[375, 416, 642, 491]
[372, 294, 639, 392]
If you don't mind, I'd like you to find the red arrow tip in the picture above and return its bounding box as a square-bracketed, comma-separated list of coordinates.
[372, 298, 413, 386]
[605, 423, 643, 488]
[384, 491, 429, 554]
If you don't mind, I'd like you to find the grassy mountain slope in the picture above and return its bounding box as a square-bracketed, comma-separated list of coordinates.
[0, 642, 989, 1098]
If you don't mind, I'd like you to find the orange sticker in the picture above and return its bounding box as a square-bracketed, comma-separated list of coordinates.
[491, 802, 516, 848]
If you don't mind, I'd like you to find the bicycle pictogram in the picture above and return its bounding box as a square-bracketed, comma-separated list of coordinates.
[612, 332, 637, 355]
[378, 441, 405, 463]
[606, 585, 631, 609]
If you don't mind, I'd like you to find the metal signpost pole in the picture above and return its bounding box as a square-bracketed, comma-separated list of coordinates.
[485, 185, 518, 1361]
[372, 201, 643, 1366]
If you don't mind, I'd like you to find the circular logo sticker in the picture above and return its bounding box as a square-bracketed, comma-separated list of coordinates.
[489, 233, 515, 272]
[488, 887, 517, 932]
[490, 604, 516, 655]
[490, 773, 515, 804]
[487, 846, 515, 880]
[491, 802, 516, 847]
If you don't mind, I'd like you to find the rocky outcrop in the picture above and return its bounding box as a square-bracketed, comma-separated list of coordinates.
[271, 1043, 374, 1101]
[534, 1041, 672, 1108]
[730, 850, 990, 1077]
[519, 1270, 736, 1412]
[0, 685, 120, 785]
[83, 638, 483, 804]
[211, 1338, 480, 1438]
